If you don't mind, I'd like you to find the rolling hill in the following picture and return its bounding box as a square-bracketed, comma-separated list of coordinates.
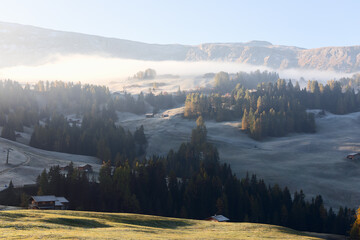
[0, 210, 340, 239]
[0, 22, 360, 72]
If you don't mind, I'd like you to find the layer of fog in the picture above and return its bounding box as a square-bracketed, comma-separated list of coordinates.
[0, 54, 355, 92]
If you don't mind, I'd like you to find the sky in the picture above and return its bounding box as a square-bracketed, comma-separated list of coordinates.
[0, 0, 359, 49]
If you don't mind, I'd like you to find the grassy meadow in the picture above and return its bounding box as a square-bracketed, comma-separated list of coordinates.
[0, 210, 328, 239]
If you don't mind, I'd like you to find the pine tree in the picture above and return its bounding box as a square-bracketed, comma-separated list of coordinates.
[241, 109, 249, 131]
[1, 122, 16, 141]
[350, 207, 360, 239]
[8, 180, 14, 189]
[256, 96, 263, 112]
[191, 116, 207, 147]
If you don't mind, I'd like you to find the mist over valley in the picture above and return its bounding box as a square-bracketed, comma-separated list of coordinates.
[0, 4, 360, 238]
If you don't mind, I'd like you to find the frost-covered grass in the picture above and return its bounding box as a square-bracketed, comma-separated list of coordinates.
[118, 107, 360, 209]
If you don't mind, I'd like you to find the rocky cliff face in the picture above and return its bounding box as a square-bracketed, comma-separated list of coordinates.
[297, 46, 360, 72]
[185, 43, 360, 72]
[0, 22, 359, 72]
[184, 42, 301, 70]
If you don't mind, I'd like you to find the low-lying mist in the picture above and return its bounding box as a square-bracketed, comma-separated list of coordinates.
[0, 54, 355, 92]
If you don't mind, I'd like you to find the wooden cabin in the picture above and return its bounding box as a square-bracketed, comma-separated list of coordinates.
[54, 197, 69, 210]
[206, 214, 229, 222]
[29, 195, 69, 210]
[78, 164, 93, 173]
[60, 165, 70, 176]
[60, 164, 93, 175]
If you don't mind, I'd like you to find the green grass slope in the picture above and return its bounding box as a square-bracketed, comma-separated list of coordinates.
[0, 210, 329, 239]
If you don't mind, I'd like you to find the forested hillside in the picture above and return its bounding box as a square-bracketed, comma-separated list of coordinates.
[0, 80, 184, 160]
[185, 72, 360, 139]
[1, 117, 353, 235]
[0, 77, 357, 236]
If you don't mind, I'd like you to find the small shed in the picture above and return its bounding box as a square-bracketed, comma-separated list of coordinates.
[29, 195, 69, 210]
[206, 214, 229, 222]
[145, 113, 154, 118]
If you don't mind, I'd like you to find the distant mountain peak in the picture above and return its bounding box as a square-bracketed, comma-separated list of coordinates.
[245, 40, 273, 46]
[0, 21, 360, 73]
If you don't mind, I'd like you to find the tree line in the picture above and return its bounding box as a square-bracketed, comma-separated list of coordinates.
[24, 118, 354, 236]
[185, 77, 360, 140]
[30, 113, 147, 163]
[0, 80, 184, 143]
[214, 70, 279, 92]
[351, 207, 360, 239]
[339, 73, 360, 93]
[304, 79, 360, 114]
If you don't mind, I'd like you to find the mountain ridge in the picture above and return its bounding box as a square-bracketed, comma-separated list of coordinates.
[0, 21, 359, 73]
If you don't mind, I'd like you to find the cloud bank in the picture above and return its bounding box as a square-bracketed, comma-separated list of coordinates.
[0, 54, 355, 92]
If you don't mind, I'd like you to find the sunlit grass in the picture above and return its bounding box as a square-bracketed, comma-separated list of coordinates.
[0, 210, 322, 239]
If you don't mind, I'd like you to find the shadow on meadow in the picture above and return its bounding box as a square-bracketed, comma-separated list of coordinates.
[53, 211, 194, 229]
[0, 212, 27, 222]
[103, 214, 194, 229]
[39, 211, 195, 230]
[0, 212, 27, 218]
[42, 218, 111, 228]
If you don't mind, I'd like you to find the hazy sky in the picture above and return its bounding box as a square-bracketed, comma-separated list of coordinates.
[0, 0, 359, 48]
